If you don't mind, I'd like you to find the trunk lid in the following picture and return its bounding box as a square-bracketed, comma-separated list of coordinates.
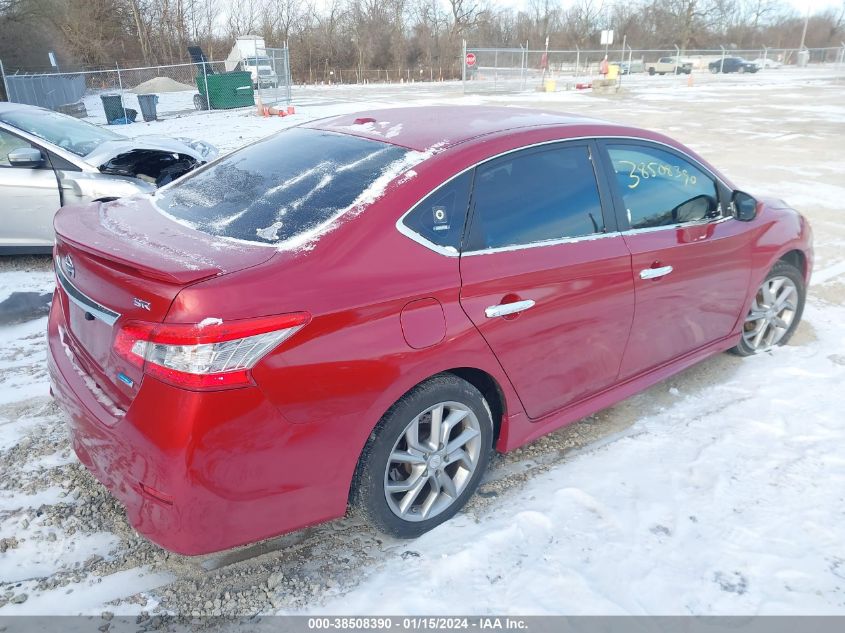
[53, 196, 276, 415]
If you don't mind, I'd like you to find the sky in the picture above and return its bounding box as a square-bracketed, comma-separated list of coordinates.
[501, 0, 842, 14]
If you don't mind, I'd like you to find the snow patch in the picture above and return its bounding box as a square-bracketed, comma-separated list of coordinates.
[256, 222, 284, 241]
[273, 141, 448, 253]
[57, 326, 124, 418]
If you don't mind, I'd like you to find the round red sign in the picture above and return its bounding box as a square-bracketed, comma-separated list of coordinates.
[465, 52, 477, 67]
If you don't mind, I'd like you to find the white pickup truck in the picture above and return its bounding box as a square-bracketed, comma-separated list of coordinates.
[646, 57, 693, 75]
[225, 35, 277, 88]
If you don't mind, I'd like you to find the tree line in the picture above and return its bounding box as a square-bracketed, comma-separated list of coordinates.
[1, 0, 843, 81]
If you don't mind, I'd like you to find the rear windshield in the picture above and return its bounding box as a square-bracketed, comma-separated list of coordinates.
[156, 128, 409, 247]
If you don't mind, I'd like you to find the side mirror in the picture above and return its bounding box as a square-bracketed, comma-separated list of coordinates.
[732, 191, 757, 221]
[8, 147, 44, 168]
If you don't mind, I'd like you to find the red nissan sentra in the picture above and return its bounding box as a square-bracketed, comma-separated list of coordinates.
[47, 106, 813, 554]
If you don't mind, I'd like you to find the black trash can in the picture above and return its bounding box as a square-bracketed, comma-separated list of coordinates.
[137, 94, 159, 122]
[100, 94, 137, 124]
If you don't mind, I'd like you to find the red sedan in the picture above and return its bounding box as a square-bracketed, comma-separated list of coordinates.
[47, 106, 813, 554]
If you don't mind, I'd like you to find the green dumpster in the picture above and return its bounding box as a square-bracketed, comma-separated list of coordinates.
[194, 71, 254, 110]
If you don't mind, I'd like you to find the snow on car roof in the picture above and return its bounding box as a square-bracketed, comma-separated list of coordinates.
[306, 105, 607, 151]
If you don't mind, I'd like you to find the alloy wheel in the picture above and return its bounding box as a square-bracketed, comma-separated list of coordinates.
[742, 275, 798, 351]
[384, 401, 482, 522]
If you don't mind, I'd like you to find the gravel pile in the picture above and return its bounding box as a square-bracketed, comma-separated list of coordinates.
[132, 77, 196, 94]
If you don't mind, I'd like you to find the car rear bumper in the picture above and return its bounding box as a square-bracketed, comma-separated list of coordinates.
[47, 294, 345, 554]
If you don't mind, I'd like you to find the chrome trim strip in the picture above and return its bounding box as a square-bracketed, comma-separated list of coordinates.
[395, 134, 734, 257]
[620, 215, 733, 236]
[55, 259, 121, 326]
[395, 220, 461, 258]
[462, 230, 622, 257]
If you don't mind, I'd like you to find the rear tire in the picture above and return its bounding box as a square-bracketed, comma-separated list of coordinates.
[351, 374, 494, 538]
[193, 93, 208, 111]
[648, 68, 655, 76]
[731, 260, 805, 356]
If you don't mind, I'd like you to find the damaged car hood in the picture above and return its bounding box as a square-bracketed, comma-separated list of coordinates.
[84, 135, 217, 169]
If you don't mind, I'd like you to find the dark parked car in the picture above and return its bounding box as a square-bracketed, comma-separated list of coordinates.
[709, 57, 759, 74]
[49, 106, 812, 554]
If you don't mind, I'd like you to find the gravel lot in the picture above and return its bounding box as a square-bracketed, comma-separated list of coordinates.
[1, 66, 843, 619]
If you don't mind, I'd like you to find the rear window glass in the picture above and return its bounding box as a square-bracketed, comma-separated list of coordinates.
[156, 128, 409, 247]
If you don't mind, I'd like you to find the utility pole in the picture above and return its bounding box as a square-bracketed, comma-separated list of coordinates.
[799, 4, 810, 50]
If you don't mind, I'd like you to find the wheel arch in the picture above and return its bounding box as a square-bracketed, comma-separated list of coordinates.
[346, 365, 511, 504]
[777, 248, 807, 280]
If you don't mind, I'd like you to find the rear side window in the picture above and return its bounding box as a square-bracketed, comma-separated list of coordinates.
[401, 172, 472, 252]
[606, 144, 720, 229]
[466, 145, 605, 251]
[156, 128, 409, 246]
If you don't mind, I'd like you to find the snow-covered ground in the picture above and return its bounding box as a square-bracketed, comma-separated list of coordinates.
[1, 66, 844, 618]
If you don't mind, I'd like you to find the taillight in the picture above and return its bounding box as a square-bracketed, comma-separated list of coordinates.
[114, 313, 310, 390]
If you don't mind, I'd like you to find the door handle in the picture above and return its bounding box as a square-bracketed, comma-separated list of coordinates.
[485, 299, 535, 318]
[639, 265, 673, 280]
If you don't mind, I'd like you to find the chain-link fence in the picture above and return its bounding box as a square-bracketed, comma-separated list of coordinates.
[291, 67, 462, 85]
[254, 46, 292, 109]
[0, 52, 292, 122]
[462, 44, 845, 94]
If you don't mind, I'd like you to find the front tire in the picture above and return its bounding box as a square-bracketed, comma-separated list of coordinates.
[352, 374, 494, 538]
[732, 260, 805, 356]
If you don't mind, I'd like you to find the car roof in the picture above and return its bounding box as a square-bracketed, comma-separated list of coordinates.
[305, 105, 610, 152]
[0, 102, 31, 114]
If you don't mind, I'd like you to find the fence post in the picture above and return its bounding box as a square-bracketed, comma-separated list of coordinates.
[461, 40, 467, 90]
[839, 42, 845, 81]
[521, 43, 526, 91]
[720, 46, 726, 73]
[0, 59, 9, 102]
[115, 63, 128, 121]
[575, 46, 580, 81]
[202, 57, 211, 111]
[674, 44, 680, 73]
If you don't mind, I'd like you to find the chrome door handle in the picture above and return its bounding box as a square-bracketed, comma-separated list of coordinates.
[639, 265, 673, 280]
[485, 299, 535, 318]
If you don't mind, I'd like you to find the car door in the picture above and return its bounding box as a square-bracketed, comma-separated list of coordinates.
[598, 140, 752, 379]
[0, 127, 60, 249]
[459, 141, 635, 420]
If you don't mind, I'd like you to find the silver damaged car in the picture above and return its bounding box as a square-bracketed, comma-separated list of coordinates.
[0, 102, 217, 254]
